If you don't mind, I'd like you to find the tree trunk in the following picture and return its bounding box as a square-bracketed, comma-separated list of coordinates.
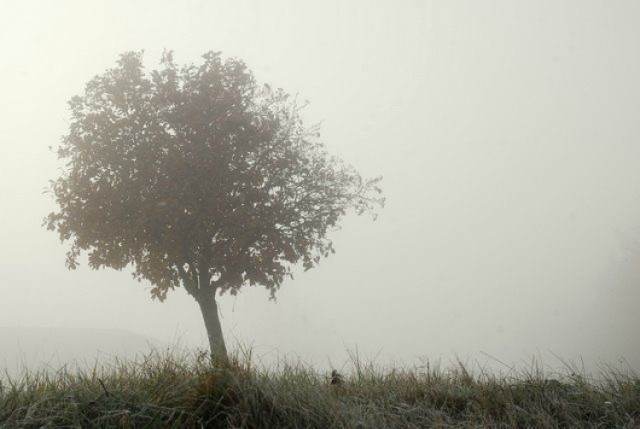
[196, 292, 229, 364]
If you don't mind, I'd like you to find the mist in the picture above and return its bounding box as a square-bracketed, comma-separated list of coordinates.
[0, 0, 639, 375]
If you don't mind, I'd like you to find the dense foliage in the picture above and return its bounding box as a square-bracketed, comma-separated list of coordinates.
[46, 51, 383, 302]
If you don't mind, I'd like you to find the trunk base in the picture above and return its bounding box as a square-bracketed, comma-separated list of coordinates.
[197, 294, 228, 364]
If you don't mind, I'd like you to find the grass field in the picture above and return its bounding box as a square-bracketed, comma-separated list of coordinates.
[1, 347, 638, 428]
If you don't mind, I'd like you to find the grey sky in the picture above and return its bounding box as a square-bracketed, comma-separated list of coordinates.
[0, 0, 639, 372]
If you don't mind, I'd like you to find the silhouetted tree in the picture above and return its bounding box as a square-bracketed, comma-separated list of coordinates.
[45, 51, 384, 361]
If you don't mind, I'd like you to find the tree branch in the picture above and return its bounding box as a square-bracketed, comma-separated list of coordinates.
[176, 263, 197, 296]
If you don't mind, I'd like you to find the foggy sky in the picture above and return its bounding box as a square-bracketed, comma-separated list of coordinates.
[0, 0, 639, 373]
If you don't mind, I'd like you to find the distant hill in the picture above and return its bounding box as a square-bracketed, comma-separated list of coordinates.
[0, 326, 166, 378]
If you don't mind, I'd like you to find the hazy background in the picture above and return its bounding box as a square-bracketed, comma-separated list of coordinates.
[0, 0, 639, 375]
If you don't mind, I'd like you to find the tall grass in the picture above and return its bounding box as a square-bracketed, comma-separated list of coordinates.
[0, 347, 638, 428]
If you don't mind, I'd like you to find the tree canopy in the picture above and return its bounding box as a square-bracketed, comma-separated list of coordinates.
[45, 50, 383, 357]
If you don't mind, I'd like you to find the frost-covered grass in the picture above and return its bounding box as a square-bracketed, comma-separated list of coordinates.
[0, 347, 638, 428]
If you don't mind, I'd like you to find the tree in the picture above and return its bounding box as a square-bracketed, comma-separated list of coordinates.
[45, 51, 384, 361]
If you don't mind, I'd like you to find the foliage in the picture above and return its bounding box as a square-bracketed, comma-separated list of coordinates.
[45, 50, 384, 301]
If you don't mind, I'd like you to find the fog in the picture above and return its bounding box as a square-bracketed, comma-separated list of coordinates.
[0, 0, 639, 375]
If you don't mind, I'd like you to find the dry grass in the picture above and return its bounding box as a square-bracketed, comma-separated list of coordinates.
[0, 347, 638, 428]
